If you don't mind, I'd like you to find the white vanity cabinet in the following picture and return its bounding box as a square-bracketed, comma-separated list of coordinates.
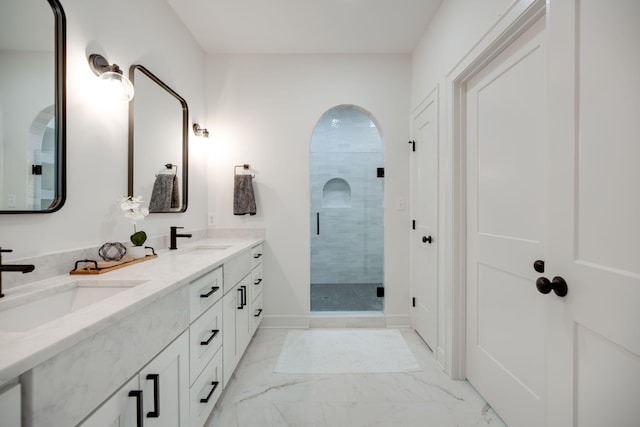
[80, 331, 189, 427]
[221, 243, 265, 386]
[79, 377, 139, 427]
[249, 245, 264, 335]
[0, 382, 21, 427]
[187, 267, 224, 427]
[222, 274, 251, 385]
[7, 238, 264, 427]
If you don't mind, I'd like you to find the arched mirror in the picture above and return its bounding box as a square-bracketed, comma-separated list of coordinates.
[0, 0, 66, 213]
[128, 65, 188, 213]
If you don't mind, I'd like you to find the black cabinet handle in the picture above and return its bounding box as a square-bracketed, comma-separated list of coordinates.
[253, 253, 263, 259]
[422, 235, 433, 244]
[316, 212, 320, 235]
[200, 286, 220, 298]
[254, 278, 263, 285]
[254, 308, 263, 318]
[241, 285, 247, 306]
[200, 381, 220, 403]
[128, 390, 144, 427]
[146, 374, 160, 418]
[237, 288, 244, 309]
[200, 329, 219, 346]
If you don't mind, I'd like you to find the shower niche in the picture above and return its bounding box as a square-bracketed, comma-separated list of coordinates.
[322, 178, 351, 208]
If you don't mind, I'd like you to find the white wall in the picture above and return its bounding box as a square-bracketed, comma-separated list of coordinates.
[206, 54, 411, 326]
[0, 0, 207, 260]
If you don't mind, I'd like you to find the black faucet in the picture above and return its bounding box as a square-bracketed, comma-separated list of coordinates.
[0, 248, 35, 298]
[169, 226, 192, 250]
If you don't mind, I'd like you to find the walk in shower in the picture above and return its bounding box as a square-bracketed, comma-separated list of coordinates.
[310, 105, 384, 312]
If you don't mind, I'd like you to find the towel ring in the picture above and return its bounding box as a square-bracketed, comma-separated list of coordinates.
[234, 164, 255, 178]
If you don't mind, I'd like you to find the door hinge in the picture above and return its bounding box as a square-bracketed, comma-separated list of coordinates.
[412, 297, 416, 307]
[412, 220, 416, 230]
[376, 287, 384, 297]
[31, 164, 42, 175]
[408, 140, 415, 152]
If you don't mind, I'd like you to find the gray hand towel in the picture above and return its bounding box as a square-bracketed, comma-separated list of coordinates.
[233, 174, 256, 215]
[149, 174, 180, 212]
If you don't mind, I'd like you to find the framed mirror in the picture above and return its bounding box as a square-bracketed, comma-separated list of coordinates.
[0, 0, 66, 213]
[128, 65, 188, 213]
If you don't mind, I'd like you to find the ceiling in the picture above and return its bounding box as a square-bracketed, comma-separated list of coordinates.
[166, 0, 443, 54]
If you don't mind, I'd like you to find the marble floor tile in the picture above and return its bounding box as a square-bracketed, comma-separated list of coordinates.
[205, 328, 506, 427]
[274, 329, 420, 374]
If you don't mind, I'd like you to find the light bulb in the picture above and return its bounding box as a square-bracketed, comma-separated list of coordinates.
[98, 71, 135, 103]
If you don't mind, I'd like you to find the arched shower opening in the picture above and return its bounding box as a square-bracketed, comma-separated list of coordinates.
[309, 105, 384, 312]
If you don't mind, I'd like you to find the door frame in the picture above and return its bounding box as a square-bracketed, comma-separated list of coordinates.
[444, 0, 547, 379]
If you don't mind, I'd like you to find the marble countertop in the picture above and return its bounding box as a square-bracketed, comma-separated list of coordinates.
[0, 236, 263, 385]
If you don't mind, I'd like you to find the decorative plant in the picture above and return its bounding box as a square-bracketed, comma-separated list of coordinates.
[120, 195, 149, 246]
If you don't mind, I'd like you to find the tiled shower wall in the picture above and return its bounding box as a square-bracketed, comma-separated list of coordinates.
[310, 105, 384, 285]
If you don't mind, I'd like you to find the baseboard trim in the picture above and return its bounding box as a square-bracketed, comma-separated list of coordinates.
[261, 313, 411, 329]
[261, 315, 310, 329]
[385, 314, 411, 328]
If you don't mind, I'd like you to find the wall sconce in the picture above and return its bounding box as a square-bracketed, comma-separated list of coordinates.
[88, 54, 135, 103]
[193, 123, 210, 138]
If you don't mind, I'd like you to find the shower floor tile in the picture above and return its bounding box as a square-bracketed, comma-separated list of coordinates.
[310, 283, 383, 312]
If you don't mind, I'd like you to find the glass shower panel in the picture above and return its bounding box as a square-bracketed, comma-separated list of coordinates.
[310, 105, 384, 312]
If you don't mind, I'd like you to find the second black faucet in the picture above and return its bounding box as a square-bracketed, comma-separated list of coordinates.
[169, 226, 192, 250]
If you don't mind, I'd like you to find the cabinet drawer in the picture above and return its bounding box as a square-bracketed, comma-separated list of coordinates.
[250, 244, 263, 269]
[251, 263, 263, 302]
[189, 301, 222, 385]
[251, 291, 263, 334]
[190, 349, 223, 427]
[189, 267, 223, 322]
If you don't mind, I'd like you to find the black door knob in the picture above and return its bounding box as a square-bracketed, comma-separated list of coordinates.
[536, 277, 552, 294]
[551, 276, 568, 297]
[533, 260, 545, 273]
[422, 235, 433, 244]
[536, 276, 568, 297]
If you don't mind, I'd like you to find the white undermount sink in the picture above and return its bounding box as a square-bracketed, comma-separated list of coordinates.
[177, 245, 231, 255]
[0, 279, 147, 333]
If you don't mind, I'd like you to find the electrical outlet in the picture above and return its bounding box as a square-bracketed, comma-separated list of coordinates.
[207, 213, 215, 227]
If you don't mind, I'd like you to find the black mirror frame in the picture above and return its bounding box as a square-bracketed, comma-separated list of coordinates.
[1, 0, 66, 214]
[128, 64, 189, 213]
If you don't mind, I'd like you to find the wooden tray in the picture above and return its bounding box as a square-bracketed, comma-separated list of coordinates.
[70, 254, 157, 275]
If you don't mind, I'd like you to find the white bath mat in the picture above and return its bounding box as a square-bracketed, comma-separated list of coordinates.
[274, 329, 421, 374]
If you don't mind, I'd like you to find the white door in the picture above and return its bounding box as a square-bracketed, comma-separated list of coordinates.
[410, 91, 439, 351]
[546, 1, 640, 425]
[465, 17, 548, 427]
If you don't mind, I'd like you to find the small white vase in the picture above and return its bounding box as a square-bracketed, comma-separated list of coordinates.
[128, 246, 147, 259]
